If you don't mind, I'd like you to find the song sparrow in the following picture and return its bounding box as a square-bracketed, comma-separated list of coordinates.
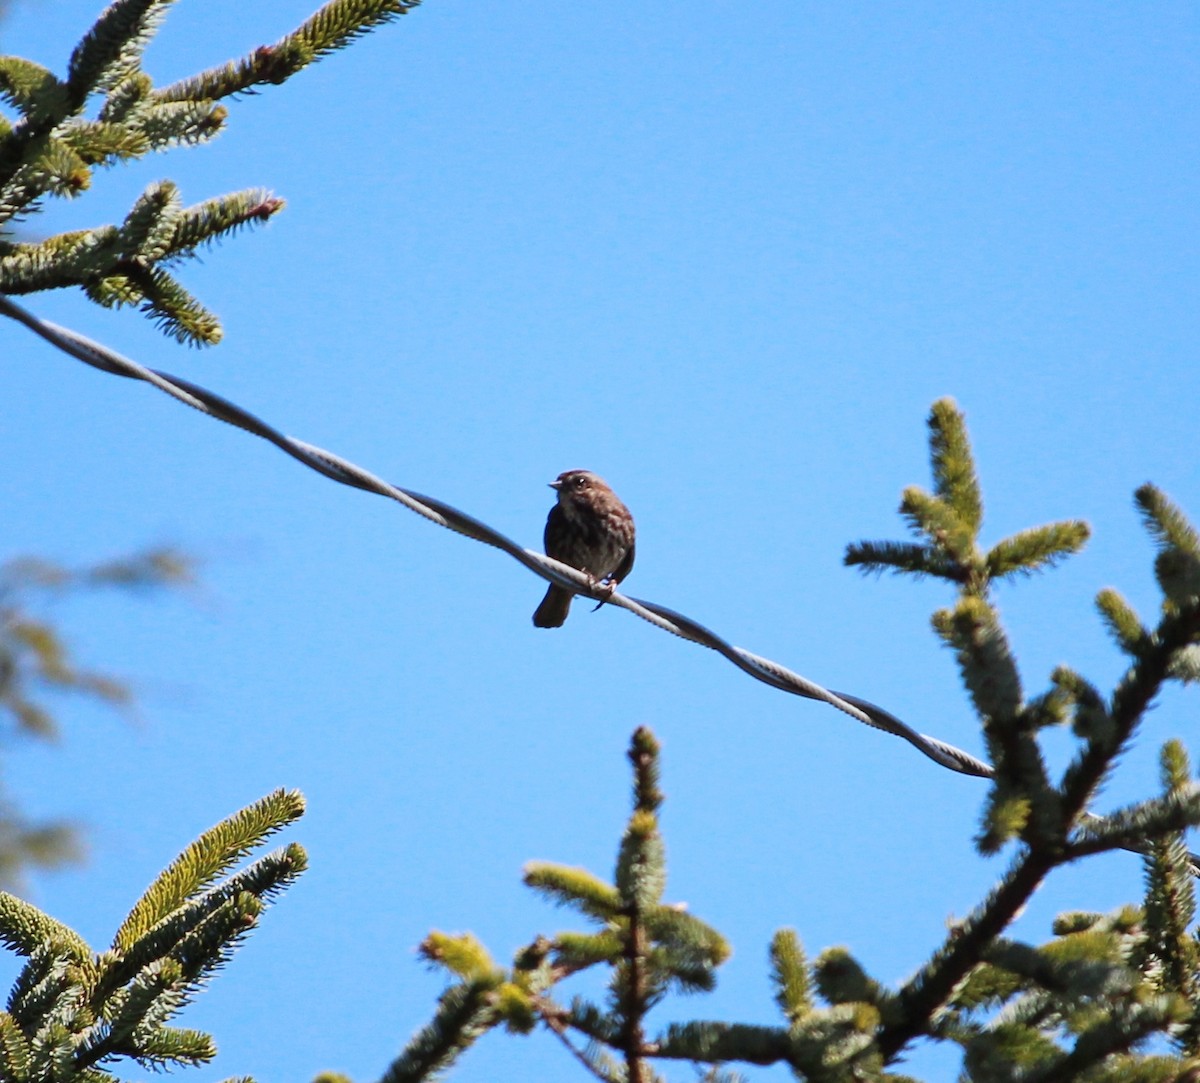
[532, 470, 636, 628]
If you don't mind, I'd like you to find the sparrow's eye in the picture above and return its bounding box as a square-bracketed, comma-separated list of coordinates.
[574, 476, 587, 489]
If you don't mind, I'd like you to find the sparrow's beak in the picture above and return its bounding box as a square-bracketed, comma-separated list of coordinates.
[548, 480, 563, 490]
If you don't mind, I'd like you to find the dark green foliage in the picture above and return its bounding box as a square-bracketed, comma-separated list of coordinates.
[385, 728, 733, 1082]
[1138, 485, 1200, 611]
[846, 397, 1090, 597]
[0, 547, 194, 892]
[769, 929, 811, 1026]
[0, 790, 305, 1083]
[836, 403, 1200, 1079]
[0, 0, 419, 344]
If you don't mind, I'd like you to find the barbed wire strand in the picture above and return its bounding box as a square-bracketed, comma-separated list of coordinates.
[0, 293, 1020, 782]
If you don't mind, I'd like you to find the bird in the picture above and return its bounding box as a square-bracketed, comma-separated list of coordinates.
[532, 469, 636, 628]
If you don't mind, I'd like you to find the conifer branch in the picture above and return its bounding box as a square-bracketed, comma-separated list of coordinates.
[928, 397, 983, 533]
[0, 0, 414, 342]
[66, 0, 177, 104]
[1095, 588, 1149, 657]
[0, 1013, 32, 1080]
[843, 540, 965, 581]
[1136, 484, 1200, 564]
[103, 845, 305, 998]
[7, 949, 72, 1030]
[523, 865, 622, 920]
[1020, 994, 1186, 1083]
[0, 58, 70, 122]
[551, 931, 623, 971]
[652, 1020, 791, 1065]
[0, 793, 303, 1081]
[769, 929, 811, 1026]
[980, 937, 1128, 999]
[57, 119, 151, 163]
[1137, 745, 1200, 1056]
[931, 596, 1023, 732]
[1060, 602, 1200, 827]
[1049, 666, 1113, 744]
[418, 933, 499, 984]
[899, 487, 977, 566]
[878, 849, 1056, 1060]
[0, 894, 91, 961]
[379, 982, 500, 1083]
[1169, 644, 1200, 684]
[1067, 785, 1200, 861]
[154, 0, 421, 102]
[641, 907, 729, 973]
[166, 189, 283, 258]
[813, 948, 889, 1010]
[1, 185, 280, 343]
[112, 789, 303, 953]
[984, 521, 1090, 580]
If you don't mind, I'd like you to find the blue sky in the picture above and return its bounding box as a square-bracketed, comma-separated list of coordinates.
[2, 2, 1198, 1080]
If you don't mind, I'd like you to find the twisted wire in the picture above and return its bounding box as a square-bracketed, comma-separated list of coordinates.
[1, 291, 995, 780]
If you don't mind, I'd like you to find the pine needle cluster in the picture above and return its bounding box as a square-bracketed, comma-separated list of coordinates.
[0, 0, 419, 344]
[0, 789, 305, 1082]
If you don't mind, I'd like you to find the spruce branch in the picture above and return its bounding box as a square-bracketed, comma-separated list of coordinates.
[1137, 485, 1200, 611]
[899, 486, 977, 567]
[1169, 644, 1200, 685]
[106, 263, 221, 344]
[1020, 994, 1188, 1083]
[985, 521, 1090, 581]
[7, 948, 72, 1029]
[523, 864, 622, 920]
[843, 539, 965, 581]
[931, 595, 1023, 735]
[379, 982, 500, 1083]
[1137, 485, 1200, 564]
[928, 397, 983, 534]
[165, 189, 283, 258]
[564, 996, 622, 1045]
[980, 937, 1132, 1001]
[878, 848, 1057, 1060]
[1, 186, 280, 344]
[1067, 785, 1200, 861]
[0, 58, 70, 123]
[125, 98, 226, 150]
[641, 907, 729, 971]
[652, 1020, 791, 1066]
[769, 928, 811, 1026]
[0, 793, 303, 1081]
[112, 788, 304, 953]
[57, 118, 150, 164]
[1096, 588, 1151, 658]
[418, 933, 500, 985]
[154, 0, 422, 102]
[615, 810, 665, 916]
[1061, 601, 1200, 827]
[1140, 827, 1198, 1006]
[102, 844, 305, 1000]
[0, 1012, 32, 1080]
[66, 0, 178, 103]
[813, 948, 888, 1010]
[0, 895, 91, 962]
[551, 931, 623, 971]
[1, 0, 413, 342]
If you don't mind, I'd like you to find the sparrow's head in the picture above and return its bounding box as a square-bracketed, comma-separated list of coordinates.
[550, 469, 610, 505]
